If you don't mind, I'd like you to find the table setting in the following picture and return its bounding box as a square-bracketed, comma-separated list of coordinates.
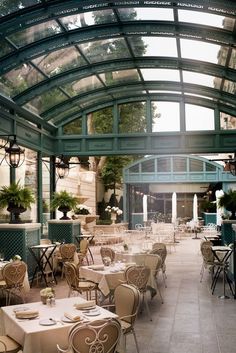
[1, 297, 118, 353]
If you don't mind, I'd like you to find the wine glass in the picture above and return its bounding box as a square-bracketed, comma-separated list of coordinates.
[0, 252, 5, 262]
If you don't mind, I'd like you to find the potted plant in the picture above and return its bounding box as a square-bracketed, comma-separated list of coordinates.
[0, 181, 35, 224]
[50, 190, 79, 220]
[218, 189, 236, 220]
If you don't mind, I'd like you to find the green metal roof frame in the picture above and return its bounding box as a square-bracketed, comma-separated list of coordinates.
[0, 0, 236, 157]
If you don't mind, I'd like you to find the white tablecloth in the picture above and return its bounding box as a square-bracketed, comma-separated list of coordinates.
[1, 297, 118, 353]
[80, 265, 125, 297]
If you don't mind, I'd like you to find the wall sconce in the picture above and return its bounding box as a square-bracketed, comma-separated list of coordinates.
[54, 155, 90, 179]
[0, 135, 25, 168]
[55, 155, 70, 179]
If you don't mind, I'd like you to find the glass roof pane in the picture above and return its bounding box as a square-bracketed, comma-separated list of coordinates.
[62, 76, 103, 96]
[8, 20, 62, 47]
[0, 0, 40, 16]
[180, 39, 224, 65]
[24, 88, 68, 115]
[185, 104, 214, 131]
[118, 7, 174, 21]
[178, 10, 225, 28]
[0, 40, 14, 59]
[141, 69, 180, 82]
[60, 9, 117, 29]
[229, 49, 236, 69]
[152, 102, 180, 132]
[0, 63, 45, 97]
[131, 37, 177, 57]
[79, 38, 130, 63]
[99, 69, 140, 85]
[50, 106, 80, 125]
[183, 71, 217, 87]
[32, 47, 86, 77]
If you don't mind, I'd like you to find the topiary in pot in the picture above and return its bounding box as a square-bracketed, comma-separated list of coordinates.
[219, 189, 236, 220]
[50, 190, 79, 220]
[0, 180, 35, 224]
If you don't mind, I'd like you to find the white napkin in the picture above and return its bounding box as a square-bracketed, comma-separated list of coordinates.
[74, 300, 96, 310]
[88, 265, 104, 270]
[64, 312, 81, 321]
[15, 310, 39, 319]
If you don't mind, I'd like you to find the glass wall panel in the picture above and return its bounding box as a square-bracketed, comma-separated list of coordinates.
[173, 157, 186, 172]
[185, 104, 214, 131]
[152, 102, 180, 132]
[63, 118, 82, 135]
[141, 159, 155, 173]
[189, 159, 203, 172]
[89, 107, 113, 135]
[118, 102, 147, 133]
[157, 157, 171, 172]
[205, 163, 216, 172]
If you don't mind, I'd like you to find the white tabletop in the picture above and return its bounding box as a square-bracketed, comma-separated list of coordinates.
[1, 297, 117, 353]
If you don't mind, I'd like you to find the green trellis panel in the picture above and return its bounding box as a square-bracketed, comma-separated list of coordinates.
[0, 224, 41, 278]
[47, 220, 81, 244]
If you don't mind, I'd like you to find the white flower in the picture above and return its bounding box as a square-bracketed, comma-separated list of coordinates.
[105, 206, 123, 215]
[75, 204, 92, 215]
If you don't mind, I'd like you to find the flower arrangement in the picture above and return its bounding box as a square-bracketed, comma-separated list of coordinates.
[105, 206, 123, 215]
[74, 204, 93, 215]
[40, 287, 55, 299]
[12, 254, 22, 261]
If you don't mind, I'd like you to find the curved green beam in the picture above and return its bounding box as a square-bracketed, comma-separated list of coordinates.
[1, 21, 235, 75]
[39, 81, 236, 125]
[14, 57, 236, 105]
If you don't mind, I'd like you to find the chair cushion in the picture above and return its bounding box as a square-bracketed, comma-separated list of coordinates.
[0, 335, 21, 353]
[120, 319, 132, 333]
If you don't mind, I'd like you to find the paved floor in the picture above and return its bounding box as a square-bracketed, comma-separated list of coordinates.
[1, 235, 236, 353]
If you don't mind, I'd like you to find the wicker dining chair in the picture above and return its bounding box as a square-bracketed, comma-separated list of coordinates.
[0, 335, 22, 353]
[114, 284, 141, 353]
[57, 318, 121, 353]
[1, 261, 27, 305]
[58, 243, 77, 278]
[63, 262, 98, 303]
[124, 265, 152, 321]
[77, 239, 89, 265]
[144, 253, 164, 303]
[100, 247, 115, 265]
[151, 242, 167, 287]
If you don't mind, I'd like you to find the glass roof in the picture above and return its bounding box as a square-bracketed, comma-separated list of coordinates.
[0, 0, 236, 130]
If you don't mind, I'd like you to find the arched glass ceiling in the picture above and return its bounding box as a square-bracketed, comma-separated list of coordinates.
[0, 0, 236, 131]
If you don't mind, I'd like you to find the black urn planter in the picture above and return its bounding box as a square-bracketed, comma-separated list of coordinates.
[7, 203, 27, 224]
[58, 206, 71, 220]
